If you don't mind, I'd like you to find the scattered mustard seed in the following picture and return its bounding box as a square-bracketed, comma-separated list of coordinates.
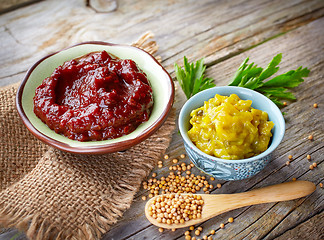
[192, 237, 196, 240]
[286, 161, 290, 166]
[180, 154, 186, 159]
[313, 103, 318, 108]
[142, 195, 147, 201]
[308, 135, 314, 140]
[210, 177, 215, 181]
[203, 236, 207, 240]
[288, 155, 293, 160]
[208, 236, 213, 240]
[319, 183, 323, 188]
[185, 236, 191, 240]
[152, 172, 157, 178]
[189, 226, 195, 231]
[307, 154, 311, 160]
[283, 102, 287, 106]
[312, 162, 317, 168]
[228, 217, 234, 223]
[210, 229, 215, 235]
[172, 228, 176, 232]
[197, 226, 203, 231]
[309, 165, 314, 170]
[292, 178, 296, 181]
[164, 154, 169, 160]
[217, 183, 222, 189]
[195, 230, 201, 236]
[173, 158, 179, 164]
[220, 223, 225, 229]
[158, 227, 164, 233]
[158, 164, 163, 168]
[185, 230, 190, 236]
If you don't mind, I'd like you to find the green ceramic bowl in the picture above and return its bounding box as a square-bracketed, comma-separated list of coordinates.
[16, 42, 174, 154]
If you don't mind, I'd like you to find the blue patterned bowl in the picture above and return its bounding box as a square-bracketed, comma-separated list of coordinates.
[179, 86, 285, 180]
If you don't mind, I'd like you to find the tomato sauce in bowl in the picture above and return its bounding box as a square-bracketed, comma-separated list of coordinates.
[33, 50, 153, 141]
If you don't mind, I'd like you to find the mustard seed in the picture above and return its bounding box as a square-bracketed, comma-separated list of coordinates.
[185, 230, 190, 235]
[309, 165, 314, 170]
[313, 103, 318, 108]
[142, 196, 147, 200]
[203, 236, 207, 240]
[208, 237, 213, 240]
[210, 229, 215, 235]
[195, 230, 201, 236]
[283, 102, 287, 106]
[158, 160, 163, 165]
[192, 237, 196, 240]
[189, 226, 195, 231]
[220, 223, 225, 229]
[228, 217, 234, 223]
[312, 162, 317, 168]
[210, 177, 215, 181]
[292, 178, 296, 181]
[217, 183, 222, 188]
[286, 161, 290, 166]
[307, 154, 311, 160]
[152, 172, 157, 178]
[164, 154, 169, 159]
[180, 154, 186, 159]
[197, 226, 203, 231]
[158, 227, 164, 233]
[288, 155, 293, 160]
[158, 164, 163, 168]
[308, 135, 313, 140]
[173, 158, 178, 164]
[172, 228, 176, 232]
[319, 183, 323, 188]
[185, 236, 191, 240]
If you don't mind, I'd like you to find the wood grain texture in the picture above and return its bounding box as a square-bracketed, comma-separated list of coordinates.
[0, 0, 323, 239]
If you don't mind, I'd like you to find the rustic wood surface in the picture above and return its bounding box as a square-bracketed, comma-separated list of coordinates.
[0, 0, 323, 239]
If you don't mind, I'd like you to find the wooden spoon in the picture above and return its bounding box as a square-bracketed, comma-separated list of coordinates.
[145, 180, 315, 229]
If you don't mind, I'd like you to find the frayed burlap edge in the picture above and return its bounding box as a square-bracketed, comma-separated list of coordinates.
[0, 31, 176, 240]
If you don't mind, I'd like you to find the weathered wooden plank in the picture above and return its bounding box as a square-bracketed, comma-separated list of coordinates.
[274, 211, 324, 240]
[1, 0, 323, 84]
[0, 0, 323, 239]
[0, 0, 41, 14]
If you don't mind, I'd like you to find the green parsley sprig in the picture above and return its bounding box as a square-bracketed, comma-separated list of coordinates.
[174, 56, 215, 99]
[174, 54, 310, 106]
[228, 53, 310, 106]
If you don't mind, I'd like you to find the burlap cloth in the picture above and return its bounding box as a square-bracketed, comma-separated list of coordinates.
[0, 33, 176, 240]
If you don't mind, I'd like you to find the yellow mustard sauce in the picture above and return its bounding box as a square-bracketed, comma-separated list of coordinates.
[188, 94, 274, 160]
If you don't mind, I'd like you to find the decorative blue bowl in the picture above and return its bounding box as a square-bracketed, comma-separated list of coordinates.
[179, 86, 285, 180]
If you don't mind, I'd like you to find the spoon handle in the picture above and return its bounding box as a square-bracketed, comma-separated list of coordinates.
[207, 181, 316, 215]
[237, 180, 315, 204]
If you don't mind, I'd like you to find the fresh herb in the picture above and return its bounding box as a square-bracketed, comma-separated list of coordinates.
[228, 53, 310, 106]
[174, 53, 310, 106]
[174, 56, 215, 99]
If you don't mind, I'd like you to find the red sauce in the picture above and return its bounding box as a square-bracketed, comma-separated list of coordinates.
[33, 51, 153, 141]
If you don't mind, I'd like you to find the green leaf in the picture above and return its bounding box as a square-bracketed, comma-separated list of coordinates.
[174, 57, 215, 99]
[228, 54, 310, 107]
[258, 53, 281, 81]
[258, 87, 296, 100]
[262, 67, 310, 88]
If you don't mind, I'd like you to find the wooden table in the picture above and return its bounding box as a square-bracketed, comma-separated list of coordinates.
[1, 0, 323, 239]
